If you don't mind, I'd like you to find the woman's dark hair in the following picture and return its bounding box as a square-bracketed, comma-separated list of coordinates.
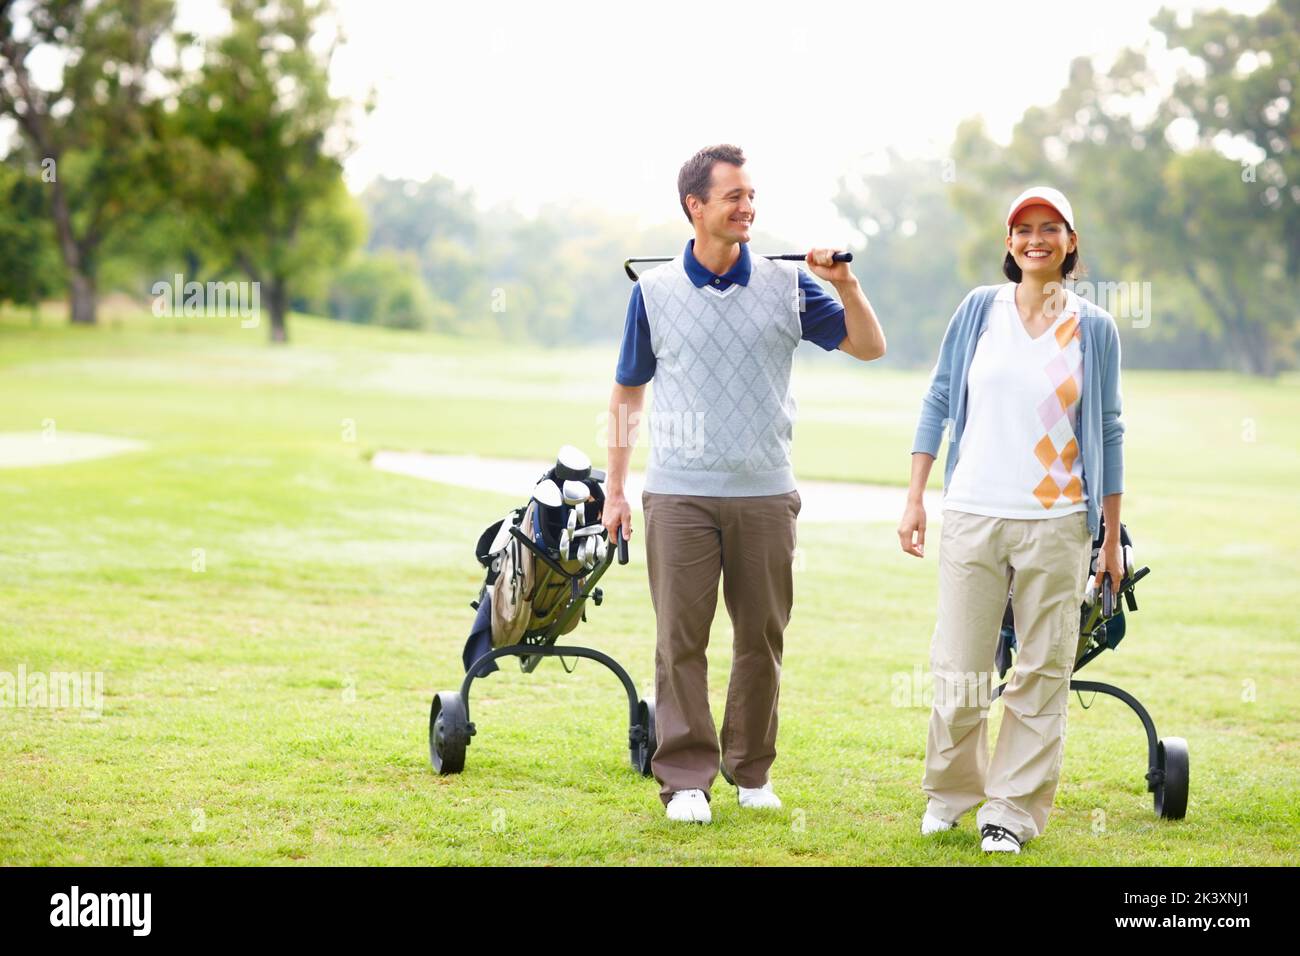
[1003, 227, 1080, 282]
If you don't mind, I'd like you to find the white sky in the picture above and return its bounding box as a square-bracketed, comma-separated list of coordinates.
[4, 0, 1266, 243]
[327, 0, 1268, 243]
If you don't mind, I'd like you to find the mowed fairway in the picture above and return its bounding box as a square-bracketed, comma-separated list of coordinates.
[1, 306, 1297, 865]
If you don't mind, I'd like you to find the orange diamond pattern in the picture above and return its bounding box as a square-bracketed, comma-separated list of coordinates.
[1034, 311, 1083, 510]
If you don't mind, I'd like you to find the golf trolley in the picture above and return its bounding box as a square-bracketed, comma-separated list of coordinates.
[994, 520, 1188, 819]
[428, 446, 657, 777]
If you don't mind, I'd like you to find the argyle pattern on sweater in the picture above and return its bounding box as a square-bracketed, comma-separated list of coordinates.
[639, 253, 802, 497]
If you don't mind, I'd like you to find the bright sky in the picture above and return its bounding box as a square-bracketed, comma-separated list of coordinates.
[327, 0, 1267, 244]
[6, 0, 1263, 243]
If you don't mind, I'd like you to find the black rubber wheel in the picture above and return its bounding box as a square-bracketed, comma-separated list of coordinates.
[429, 691, 469, 775]
[630, 697, 656, 776]
[1154, 736, 1189, 820]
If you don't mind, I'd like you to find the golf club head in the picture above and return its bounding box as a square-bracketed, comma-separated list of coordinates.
[561, 479, 589, 506]
[554, 445, 592, 482]
[532, 478, 562, 509]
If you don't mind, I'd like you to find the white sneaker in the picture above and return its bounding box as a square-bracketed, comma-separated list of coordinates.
[921, 811, 957, 835]
[980, 823, 1022, 854]
[666, 789, 712, 823]
[737, 781, 782, 810]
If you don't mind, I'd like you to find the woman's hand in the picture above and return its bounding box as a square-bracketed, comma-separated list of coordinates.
[1093, 535, 1124, 595]
[898, 500, 927, 558]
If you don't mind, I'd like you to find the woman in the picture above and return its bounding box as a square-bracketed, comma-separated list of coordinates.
[897, 186, 1126, 854]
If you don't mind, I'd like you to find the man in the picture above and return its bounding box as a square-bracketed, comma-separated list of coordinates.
[601, 144, 887, 823]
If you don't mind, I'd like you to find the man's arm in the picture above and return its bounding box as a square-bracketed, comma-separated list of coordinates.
[804, 248, 885, 361]
[603, 382, 646, 543]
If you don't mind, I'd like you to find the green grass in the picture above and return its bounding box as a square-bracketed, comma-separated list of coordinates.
[1, 306, 1297, 865]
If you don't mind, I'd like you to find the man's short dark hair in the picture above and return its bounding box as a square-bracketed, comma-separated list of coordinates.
[678, 144, 746, 223]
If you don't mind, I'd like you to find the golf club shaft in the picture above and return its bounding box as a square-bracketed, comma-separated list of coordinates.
[624, 251, 852, 281]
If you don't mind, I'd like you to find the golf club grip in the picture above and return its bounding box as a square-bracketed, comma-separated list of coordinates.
[1102, 577, 1114, 618]
[773, 252, 854, 264]
[616, 527, 629, 565]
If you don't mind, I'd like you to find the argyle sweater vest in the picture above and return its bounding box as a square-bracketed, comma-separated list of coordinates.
[640, 252, 802, 497]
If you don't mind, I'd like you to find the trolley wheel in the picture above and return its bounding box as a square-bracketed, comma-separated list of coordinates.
[630, 697, 657, 776]
[429, 691, 470, 775]
[1154, 736, 1189, 820]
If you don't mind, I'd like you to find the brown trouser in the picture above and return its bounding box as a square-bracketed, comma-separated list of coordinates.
[923, 509, 1093, 843]
[642, 490, 801, 805]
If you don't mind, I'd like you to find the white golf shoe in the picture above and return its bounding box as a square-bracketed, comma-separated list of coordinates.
[737, 781, 782, 810]
[666, 789, 712, 823]
[921, 811, 957, 835]
[980, 823, 1023, 854]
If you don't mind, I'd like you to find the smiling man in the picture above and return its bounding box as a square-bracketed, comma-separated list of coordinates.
[601, 144, 887, 823]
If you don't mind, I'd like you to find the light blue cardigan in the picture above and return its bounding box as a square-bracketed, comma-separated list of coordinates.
[912, 284, 1125, 537]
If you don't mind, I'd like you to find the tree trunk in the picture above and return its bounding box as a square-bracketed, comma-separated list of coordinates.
[268, 277, 289, 343]
[1240, 313, 1275, 378]
[69, 270, 97, 325]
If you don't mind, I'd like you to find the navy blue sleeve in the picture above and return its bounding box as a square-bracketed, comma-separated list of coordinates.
[797, 271, 848, 351]
[615, 283, 656, 386]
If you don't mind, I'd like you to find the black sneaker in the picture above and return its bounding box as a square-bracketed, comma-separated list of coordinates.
[980, 823, 1022, 854]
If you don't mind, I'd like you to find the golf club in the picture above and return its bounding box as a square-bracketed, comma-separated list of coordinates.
[623, 251, 853, 282]
[532, 478, 562, 509]
[555, 445, 592, 481]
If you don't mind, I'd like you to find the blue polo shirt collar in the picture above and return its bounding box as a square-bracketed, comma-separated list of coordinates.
[684, 239, 751, 289]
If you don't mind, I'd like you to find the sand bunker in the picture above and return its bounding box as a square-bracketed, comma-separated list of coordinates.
[0, 432, 147, 469]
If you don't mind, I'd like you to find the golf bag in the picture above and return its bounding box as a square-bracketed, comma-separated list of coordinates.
[462, 449, 609, 675]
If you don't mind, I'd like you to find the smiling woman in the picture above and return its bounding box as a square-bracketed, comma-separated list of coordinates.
[1003, 186, 1080, 285]
[898, 184, 1128, 855]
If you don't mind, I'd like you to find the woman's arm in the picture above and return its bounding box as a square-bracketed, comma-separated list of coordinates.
[1095, 317, 1125, 591]
[903, 292, 977, 557]
[912, 292, 973, 457]
[898, 453, 934, 557]
[1095, 493, 1124, 592]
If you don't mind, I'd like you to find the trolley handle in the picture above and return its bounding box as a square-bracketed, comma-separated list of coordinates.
[509, 526, 570, 579]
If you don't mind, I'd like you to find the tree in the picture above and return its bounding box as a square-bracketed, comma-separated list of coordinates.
[323, 249, 442, 330]
[948, 48, 1298, 375]
[1154, 0, 1300, 279]
[170, 0, 363, 342]
[832, 150, 970, 365]
[0, 0, 174, 325]
[361, 174, 477, 254]
[0, 156, 62, 314]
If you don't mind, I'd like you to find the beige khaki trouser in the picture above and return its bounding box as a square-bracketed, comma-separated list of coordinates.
[642, 490, 801, 806]
[923, 508, 1093, 843]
